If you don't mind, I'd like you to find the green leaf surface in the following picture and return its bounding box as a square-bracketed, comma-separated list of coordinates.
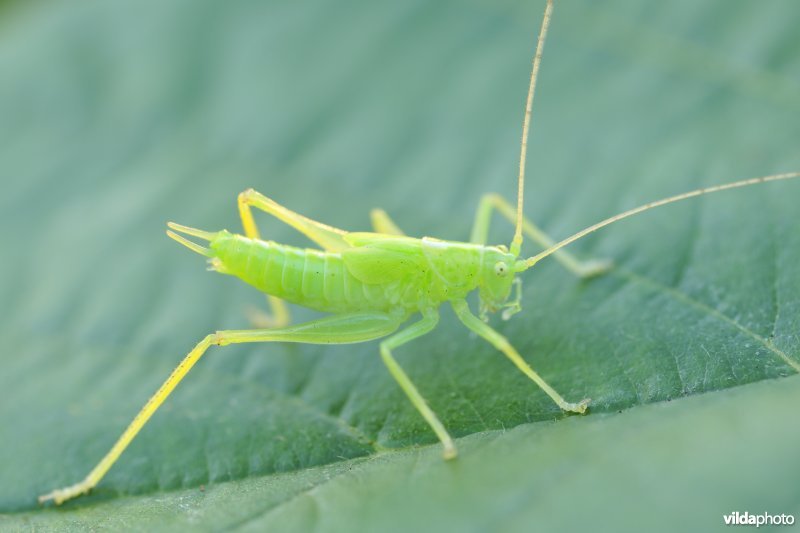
[7, 375, 800, 532]
[2, 0, 799, 530]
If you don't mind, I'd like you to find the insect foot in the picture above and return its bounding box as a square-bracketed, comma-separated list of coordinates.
[442, 443, 458, 461]
[575, 259, 613, 279]
[38, 483, 89, 505]
[563, 398, 591, 414]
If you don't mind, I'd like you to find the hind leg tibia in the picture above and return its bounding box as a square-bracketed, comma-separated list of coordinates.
[38, 312, 402, 505]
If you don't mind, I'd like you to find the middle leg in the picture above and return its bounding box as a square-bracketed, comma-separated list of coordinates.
[370, 208, 405, 235]
[378, 308, 457, 459]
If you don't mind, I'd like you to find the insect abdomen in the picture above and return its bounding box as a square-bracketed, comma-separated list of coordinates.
[210, 235, 394, 313]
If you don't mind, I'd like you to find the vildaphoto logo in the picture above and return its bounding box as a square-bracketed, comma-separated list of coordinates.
[723, 511, 795, 527]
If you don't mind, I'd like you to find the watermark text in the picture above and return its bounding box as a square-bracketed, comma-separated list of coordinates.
[723, 512, 794, 527]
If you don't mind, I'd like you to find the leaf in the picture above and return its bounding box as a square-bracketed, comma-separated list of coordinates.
[1, 0, 799, 530]
[6, 375, 800, 531]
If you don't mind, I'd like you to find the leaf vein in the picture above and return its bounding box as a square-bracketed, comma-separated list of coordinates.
[615, 268, 800, 374]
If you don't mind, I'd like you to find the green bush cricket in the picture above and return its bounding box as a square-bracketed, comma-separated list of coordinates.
[39, 0, 800, 505]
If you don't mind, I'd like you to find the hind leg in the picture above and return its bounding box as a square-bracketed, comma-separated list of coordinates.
[238, 189, 378, 326]
[238, 189, 350, 250]
[39, 311, 403, 505]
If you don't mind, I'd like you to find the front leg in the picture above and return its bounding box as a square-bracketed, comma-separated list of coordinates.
[451, 299, 589, 414]
[470, 193, 611, 278]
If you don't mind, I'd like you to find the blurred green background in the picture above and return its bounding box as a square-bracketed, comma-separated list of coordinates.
[1, 0, 799, 531]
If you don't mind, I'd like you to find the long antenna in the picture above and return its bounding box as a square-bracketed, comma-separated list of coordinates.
[511, 0, 554, 257]
[517, 172, 800, 271]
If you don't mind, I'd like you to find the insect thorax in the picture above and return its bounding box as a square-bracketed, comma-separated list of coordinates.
[418, 238, 517, 312]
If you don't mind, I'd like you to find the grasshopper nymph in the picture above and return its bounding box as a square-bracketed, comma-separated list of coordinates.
[40, 0, 800, 505]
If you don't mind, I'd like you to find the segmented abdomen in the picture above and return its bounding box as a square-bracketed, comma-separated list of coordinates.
[212, 235, 405, 314]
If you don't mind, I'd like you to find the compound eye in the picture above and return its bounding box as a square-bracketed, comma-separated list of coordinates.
[494, 261, 509, 277]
